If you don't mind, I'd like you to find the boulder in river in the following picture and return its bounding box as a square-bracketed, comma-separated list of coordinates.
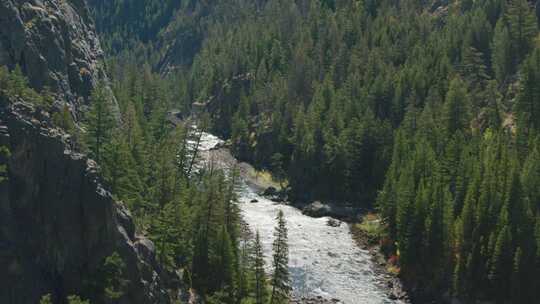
[302, 201, 332, 217]
[302, 201, 363, 221]
[327, 218, 342, 227]
[263, 186, 278, 196]
[262, 186, 287, 202]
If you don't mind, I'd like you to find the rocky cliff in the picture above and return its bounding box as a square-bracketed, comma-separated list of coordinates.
[0, 0, 110, 113]
[0, 1, 177, 303]
[0, 99, 175, 303]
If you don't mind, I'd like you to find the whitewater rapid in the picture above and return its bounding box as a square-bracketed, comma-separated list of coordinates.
[239, 187, 396, 304]
[198, 132, 399, 304]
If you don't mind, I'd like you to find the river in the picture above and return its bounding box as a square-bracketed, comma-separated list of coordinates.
[196, 132, 402, 304]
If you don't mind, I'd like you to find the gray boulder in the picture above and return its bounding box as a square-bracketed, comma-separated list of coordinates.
[302, 201, 361, 222]
[263, 186, 278, 196]
[302, 201, 332, 217]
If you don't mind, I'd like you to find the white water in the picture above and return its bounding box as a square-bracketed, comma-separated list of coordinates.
[239, 188, 395, 303]
[198, 132, 399, 304]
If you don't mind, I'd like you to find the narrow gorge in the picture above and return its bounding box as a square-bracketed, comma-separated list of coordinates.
[2, 1, 540, 303]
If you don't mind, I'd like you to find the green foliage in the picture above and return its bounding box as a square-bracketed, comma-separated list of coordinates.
[379, 125, 540, 301]
[506, 0, 537, 63]
[52, 104, 76, 133]
[88, 0, 183, 57]
[515, 48, 540, 140]
[102, 252, 129, 301]
[253, 231, 268, 304]
[0, 65, 48, 106]
[86, 0, 540, 302]
[83, 83, 116, 163]
[270, 153, 286, 189]
[0, 146, 11, 183]
[64, 60, 259, 303]
[39, 294, 52, 304]
[270, 210, 290, 304]
[39, 294, 91, 304]
[443, 77, 470, 134]
[67, 295, 90, 304]
[492, 20, 512, 84]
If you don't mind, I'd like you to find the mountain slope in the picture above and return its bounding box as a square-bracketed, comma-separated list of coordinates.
[0, 99, 173, 304]
[86, 0, 540, 302]
[0, 0, 110, 111]
[0, 1, 177, 303]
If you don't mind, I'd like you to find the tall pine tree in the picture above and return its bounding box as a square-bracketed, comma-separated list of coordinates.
[270, 210, 290, 304]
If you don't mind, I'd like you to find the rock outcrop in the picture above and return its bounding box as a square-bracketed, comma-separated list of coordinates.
[301, 201, 362, 222]
[0, 99, 174, 303]
[0, 2, 176, 303]
[0, 0, 110, 113]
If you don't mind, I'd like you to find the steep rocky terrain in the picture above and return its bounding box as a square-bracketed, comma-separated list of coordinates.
[0, 0, 177, 303]
[0, 99, 174, 303]
[0, 0, 110, 113]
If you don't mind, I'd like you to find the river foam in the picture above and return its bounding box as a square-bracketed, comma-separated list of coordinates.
[239, 187, 396, 304]
[198, 132, 400, 304]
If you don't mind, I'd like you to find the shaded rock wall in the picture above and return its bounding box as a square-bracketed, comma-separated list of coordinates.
[0, 2, 177, 303]
[0, 99, 173, 303]
[0, 0, 110, 112]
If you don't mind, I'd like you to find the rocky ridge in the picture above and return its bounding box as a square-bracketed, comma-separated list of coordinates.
[0, 0, 112, 115]
[0, 0, 176, 303]
[0, 98, 176, 303]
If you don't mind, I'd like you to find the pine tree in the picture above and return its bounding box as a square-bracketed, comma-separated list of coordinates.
[489, 225, 513, 300]
[102, 252, 129, 301]
[149, 138, 176, 208]
[492, 20, 513, 84]
[254, 231, 268, 304]
[150, 201, 181, 267]
[192, 226, 211, 293]
[515, 48, 540, 139]
[231, 111, 250, 159]
[85, 83, 116, 163]
[270, 210, 290, 304]
[442, 77, 470, 135]
[9, 65, 28, 97]
[270, 153, 286, 190]
[460, 46, 489, 92]
[192, 175, 221, 293]
[506, 0, 537, 63]
[521, 144, 540, 210]
[52, 104, 76, 133]
[102, 134, 144, 210]
[215, 226, 236, 302]
[511, 247, 525, 302]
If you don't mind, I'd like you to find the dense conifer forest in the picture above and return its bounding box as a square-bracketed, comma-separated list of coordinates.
[2, 0, 540, 303]
[2, 63, 294, 303]
[86, 0, 540, 302]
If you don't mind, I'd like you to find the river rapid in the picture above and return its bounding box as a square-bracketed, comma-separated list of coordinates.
[196, 132, 402, 304]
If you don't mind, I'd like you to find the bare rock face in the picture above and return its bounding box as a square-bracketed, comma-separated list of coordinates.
[0, 100, 174, 303]
[0, 0, 109, 111]
[0, 2, 176, 303]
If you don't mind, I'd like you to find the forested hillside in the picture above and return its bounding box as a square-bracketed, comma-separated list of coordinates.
[1, 0, 293, 302]
[86, 0, 540, 303]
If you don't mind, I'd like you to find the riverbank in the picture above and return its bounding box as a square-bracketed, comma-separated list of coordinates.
[350, 219, 409, 302]
[204, 145, 408, 304]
